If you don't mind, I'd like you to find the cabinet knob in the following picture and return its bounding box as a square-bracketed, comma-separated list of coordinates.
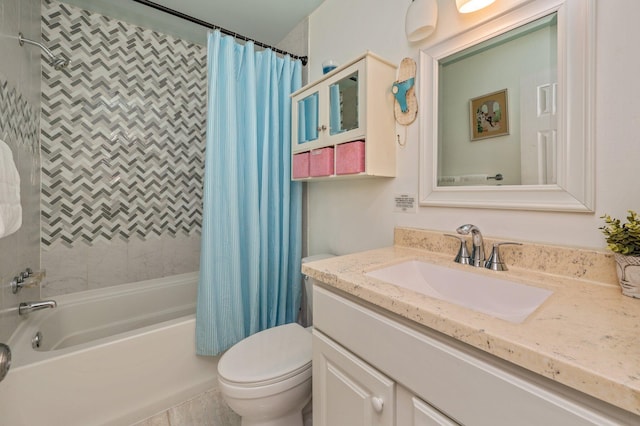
[317, 125, 327, 132]
[371, 396, 384, 413]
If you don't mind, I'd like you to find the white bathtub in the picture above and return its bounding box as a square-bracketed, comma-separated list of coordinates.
[0, 272, 218, 426]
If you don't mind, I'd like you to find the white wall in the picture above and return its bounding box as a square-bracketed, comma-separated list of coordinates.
[306, 0, 640, 255]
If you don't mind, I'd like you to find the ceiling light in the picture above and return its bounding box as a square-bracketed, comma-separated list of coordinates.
[456, 0, 496, 14]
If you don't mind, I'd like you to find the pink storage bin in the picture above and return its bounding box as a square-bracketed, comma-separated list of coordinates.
[310, 147, 334, 177]
[336, 141, 365, 175]
[292, 152, 310, 179]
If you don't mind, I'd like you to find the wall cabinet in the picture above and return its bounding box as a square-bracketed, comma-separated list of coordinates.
[313, 285, 639, 426]
[291, 52, 396, 181]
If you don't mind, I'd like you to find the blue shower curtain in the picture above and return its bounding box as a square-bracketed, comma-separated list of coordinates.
[196, 31, 303, 356]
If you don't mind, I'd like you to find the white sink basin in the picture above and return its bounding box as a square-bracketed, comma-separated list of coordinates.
[365, 260, 552, 323]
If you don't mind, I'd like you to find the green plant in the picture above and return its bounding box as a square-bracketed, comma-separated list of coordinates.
[600, 210, 640, 256]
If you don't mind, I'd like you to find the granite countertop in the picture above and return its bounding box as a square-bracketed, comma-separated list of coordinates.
[302, 232, 640, 416]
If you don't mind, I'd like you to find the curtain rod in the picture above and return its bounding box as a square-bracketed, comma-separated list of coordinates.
[132, 0, 308, 66]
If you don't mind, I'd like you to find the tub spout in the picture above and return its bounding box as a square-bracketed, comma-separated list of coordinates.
[18, 300, 57, 316]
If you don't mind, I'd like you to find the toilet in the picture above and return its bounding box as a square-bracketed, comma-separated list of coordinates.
[217, 254, 334, 426]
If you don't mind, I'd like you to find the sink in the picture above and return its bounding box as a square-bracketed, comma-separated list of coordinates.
[365, 260, 552, 323]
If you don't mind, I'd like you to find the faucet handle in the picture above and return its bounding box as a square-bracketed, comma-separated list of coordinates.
[10, 268, 45, 294]
[444, 234, 471, 265]
[485, 242, 522, 271]
[19, 268, 33, 280]
[10, 276, 24, 294]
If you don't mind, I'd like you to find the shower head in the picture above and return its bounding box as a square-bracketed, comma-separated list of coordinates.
[18, 32, 70, 70]
[51, 56, 70, 71]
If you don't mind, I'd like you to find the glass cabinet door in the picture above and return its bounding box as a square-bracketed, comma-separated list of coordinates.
[297, 91, 319, 144]
[329, 71, 359, 136]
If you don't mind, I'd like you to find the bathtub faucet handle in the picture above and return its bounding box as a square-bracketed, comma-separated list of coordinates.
[20, 267, 33, 279]
[18, 300, 57, 316]
[11, 268, 46, 294]
[10, 276, 24, 294]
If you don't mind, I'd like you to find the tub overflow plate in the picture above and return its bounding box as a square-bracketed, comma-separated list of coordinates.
[32, 331, 43, 349]
[0, 343, 11, 382]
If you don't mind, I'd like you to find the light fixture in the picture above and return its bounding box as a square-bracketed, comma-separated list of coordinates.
[405, 0, 438, 42]
[455, 0, 496, 13]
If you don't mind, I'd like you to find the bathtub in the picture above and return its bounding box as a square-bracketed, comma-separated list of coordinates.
[0, 272, 218, 426]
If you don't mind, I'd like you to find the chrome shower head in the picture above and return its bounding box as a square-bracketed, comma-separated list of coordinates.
[18, 32, 70, 70]
[51, 56, 70, 70]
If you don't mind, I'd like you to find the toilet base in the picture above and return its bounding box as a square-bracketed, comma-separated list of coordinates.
[220, 378, 311, 426]
[241, 409, 303, 426]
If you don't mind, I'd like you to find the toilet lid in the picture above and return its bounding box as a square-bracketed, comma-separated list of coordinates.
[218, 323, 312, 385]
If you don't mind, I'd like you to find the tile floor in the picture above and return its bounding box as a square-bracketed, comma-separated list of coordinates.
[132, 388, 240, 426]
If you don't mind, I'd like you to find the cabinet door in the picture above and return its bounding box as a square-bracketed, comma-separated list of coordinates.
[329, 70, 359, 136]
[397, 386, 459, 426]
[325, 60, 366, 146]
[296, 91, 320, 145]
[313, 331, 394, 426]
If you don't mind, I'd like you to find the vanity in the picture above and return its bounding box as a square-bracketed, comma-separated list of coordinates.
[302, 0, 639, 422]
[304, 228, 640, 425]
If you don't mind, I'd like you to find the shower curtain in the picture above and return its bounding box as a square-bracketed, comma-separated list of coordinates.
[196, 30, 303, 356]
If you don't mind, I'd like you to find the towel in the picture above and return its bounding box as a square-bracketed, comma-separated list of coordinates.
[0, 139, 22, 239]
[305, 94, 318, 141]
[438, 176, 460, 185]
[329, 83, 342, 134]
[460, 174, 489, 184]
[297, 98, 306, 142]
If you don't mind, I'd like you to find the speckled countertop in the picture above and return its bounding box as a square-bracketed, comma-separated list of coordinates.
[302, 227, 640, 416]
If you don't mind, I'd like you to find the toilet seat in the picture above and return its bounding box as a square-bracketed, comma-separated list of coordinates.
[218, 323, 312, 388]
[218, 364, 311, 400]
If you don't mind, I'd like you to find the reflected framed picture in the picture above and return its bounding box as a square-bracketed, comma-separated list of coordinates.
[470, 89, 509, 141]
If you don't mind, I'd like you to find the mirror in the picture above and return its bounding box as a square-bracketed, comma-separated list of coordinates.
[438, 14, 557, 187]
[329, 71, 359, 135]
[419, 0, 595, 211]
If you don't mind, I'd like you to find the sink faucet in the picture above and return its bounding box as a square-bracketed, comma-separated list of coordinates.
[18, 300, 57, 316]
[456, 224, 485, 267]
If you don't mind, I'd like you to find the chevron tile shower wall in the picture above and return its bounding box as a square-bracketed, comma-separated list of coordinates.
[40, 0, 206, 296]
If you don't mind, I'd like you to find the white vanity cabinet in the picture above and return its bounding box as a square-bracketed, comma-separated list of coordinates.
[314, 330, 457, 426]
[396, 387, 459, 426]
[313, 331, 395, 426]
[290, 52, 396, 181]
[312, 285, 639, 426]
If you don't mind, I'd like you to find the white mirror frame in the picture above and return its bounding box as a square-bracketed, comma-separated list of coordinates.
[419, 0, 595, 212]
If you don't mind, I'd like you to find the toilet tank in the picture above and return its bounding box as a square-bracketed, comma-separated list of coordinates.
[301, 254, 335, 327]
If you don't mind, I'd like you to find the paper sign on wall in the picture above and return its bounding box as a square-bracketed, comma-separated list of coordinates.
[394, 194, 417, 213]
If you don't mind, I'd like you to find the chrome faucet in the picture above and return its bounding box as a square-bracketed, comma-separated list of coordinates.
[456, 224, 485, 267]
[18, 300, 57, 316]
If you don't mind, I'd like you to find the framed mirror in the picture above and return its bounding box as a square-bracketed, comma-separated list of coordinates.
[419, 0, 595, 211]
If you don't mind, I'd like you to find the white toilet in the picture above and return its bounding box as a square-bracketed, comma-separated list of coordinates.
[217, 254, 333, 426]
